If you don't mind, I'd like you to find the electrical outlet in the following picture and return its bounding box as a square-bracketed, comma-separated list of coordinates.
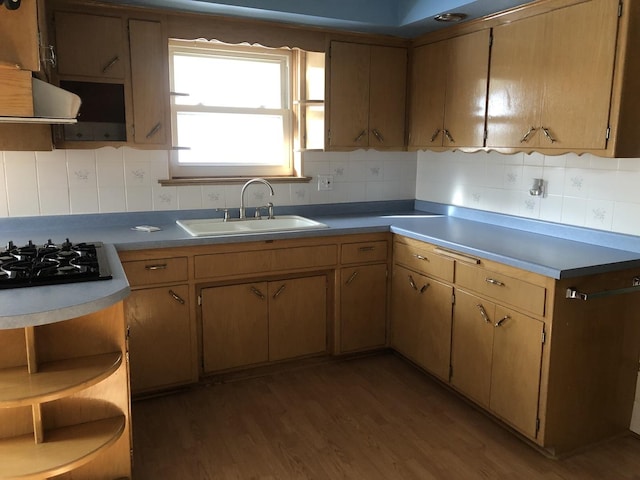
[317, 174, 333, 191]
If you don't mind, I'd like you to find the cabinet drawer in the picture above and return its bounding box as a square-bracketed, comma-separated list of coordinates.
[456, 262, 546, 316]
[122, 257, 188, 287]
[341, 241, 387, 264]
[393, 240, 454, 282]
[195, 245, 337, 279]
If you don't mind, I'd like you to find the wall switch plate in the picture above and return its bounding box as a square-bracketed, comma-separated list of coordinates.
[317, 174, 333, 191]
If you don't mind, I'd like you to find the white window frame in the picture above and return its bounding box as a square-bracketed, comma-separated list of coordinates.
[168, 39, 294, 178]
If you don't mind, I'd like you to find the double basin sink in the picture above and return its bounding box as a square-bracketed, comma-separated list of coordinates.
[177, 215, 329, 237]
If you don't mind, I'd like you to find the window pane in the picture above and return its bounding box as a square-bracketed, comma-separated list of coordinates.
[176, 112, 287, 165]
[173, 54, 284, 109]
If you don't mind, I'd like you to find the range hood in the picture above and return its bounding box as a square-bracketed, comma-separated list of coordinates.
[0, 77, 81, 124]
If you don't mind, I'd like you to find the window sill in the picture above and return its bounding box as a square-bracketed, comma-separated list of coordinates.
[158, 176, 312, 187]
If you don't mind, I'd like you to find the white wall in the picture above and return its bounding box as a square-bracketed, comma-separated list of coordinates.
[0, 148, 417, 217]
[416, 150, 640, 237]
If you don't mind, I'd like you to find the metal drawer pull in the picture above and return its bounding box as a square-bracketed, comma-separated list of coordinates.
[566, 277, 640, 301]
[145, 264, 167, 270]
[250, 286, 265, 299]
[420, 283, 430, 294]
[358, 246, 375, 252]
[273, 284, 286, 299]
[408, 275, 417, 290]
[372, 129, 384, 143]
[353, 130, 367, 142]
[485, 278, 505, 287]
[541, 126, 557, 144]
[413, 254, 429, 262]
[520, 126, 537, 143]
[494, 315, 510, 327]
[346, 271, 359, 285]
[169, 290, 185, 304]
[102, 56, 120, 74]
[146, 122, 162, 138]
[476, 304, 490, 323]
[444, 129, 455, 143]
[430, 128, 441, 142]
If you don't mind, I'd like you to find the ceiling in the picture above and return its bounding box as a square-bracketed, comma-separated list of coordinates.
[96, 0, 535, 38]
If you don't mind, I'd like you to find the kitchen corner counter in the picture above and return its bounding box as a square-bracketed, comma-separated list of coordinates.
[0, 244, 130, 329]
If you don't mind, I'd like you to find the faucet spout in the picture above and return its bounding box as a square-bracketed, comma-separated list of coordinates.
[239, 178, 275, 219]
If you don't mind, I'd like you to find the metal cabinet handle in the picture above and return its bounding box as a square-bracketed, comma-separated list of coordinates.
[408, 275, 417, 290]
[102, 56, 120, 74]
[419, 283, 430, 294]
[346, 271, 359, 285]
[413, 254, 429, 262]
[358, 246, 375, 252]
[250, 286, 265, 299]
[353, 130, 367, 143]
[541, 126, 557, 144]
[520, 126, 537, 143]
[371, 129, 384, 143]
[485, 277, 505, 287]
[42, 45, 56, 68]
[145, 264, 167, 270]
[494, 315, 510, 327]
[477, 304, 490, 323]
[169, 289, 185, 304]
[430, 128, 441, 142]
[272, 284, 286, 299]
[146, 122, 162, 139]
[444, 129, 455, 143]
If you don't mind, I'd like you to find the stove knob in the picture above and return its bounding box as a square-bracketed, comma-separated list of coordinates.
[6, 240, 14, 251]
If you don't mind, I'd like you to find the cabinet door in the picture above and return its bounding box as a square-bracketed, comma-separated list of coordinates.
[443, 29, 490, 148]
[487, 13, 545, 148]
[54, 12, 126, 79]
[391, 264, 453, 381]
[490, 305, 544, 439]
[201, 283, 269, 372]
[0, 0, 40, 71]
[369, 45, 407, 148]
[328, 41, 370, 148]
[450, 289, 495, 407]
[340, 263, 387, 352]
[129, 19, 168, 145]
[268, 275, 327, 361]
[126, 284, 194, 394]
[409, 41, 447, 147]
[539, 0, 618, 150]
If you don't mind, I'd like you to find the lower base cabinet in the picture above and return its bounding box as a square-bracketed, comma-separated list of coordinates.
[202, 274, 327, 373]
[391, 264, 453, 381]
[451, 289, 544, 438]
[125, 285, 194, 394]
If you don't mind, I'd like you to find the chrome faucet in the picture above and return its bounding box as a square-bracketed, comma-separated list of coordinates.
[239, 178, 275, 219]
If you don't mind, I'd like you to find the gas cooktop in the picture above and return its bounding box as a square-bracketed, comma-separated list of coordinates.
[0, 239, 112, 289]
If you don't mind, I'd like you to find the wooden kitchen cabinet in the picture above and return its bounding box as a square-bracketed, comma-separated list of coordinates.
[0, 0, 41, 72]
[391, 264, 453, 381]
[121, 253, 197, 395]
[201, 275, 327, 373]
[0, 303, 131, 479]
[451, 289, 544, 438]
[486, 0, 618, 151]
[129, 18, 168, 145]
[328, 41, 407, 150]
[409, 29, 489, 149]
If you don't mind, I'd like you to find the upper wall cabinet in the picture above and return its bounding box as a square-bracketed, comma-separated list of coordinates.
[486, 0, 618, 152]
[409, 29, 489, 150]
[328, 41, 407, 150]
[0, 0, 41, 71]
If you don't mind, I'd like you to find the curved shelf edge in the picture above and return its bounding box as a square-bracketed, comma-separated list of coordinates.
[0, 352, 123, 407]
[0, 415, 125, 480]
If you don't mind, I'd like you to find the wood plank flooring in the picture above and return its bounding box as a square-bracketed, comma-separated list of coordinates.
[132, 353, 640, 479]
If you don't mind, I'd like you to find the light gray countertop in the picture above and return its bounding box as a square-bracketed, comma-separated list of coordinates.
[2, 206, 640, 328]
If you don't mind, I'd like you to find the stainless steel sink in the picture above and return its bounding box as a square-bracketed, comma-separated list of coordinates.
[176, 215, 329, 237]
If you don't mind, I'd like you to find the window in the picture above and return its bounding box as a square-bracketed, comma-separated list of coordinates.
[168, 39, 294, 178]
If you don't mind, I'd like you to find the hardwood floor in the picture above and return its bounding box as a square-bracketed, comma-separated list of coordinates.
[132, 353, 640, 479]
